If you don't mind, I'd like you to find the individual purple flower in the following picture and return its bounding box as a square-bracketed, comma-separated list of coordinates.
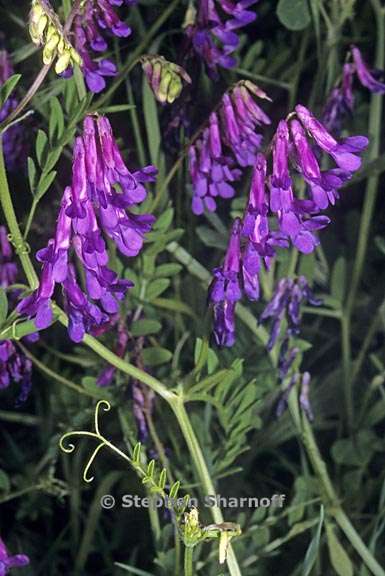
[189, 81, 270, 214]
[18, 115, 156, 342]
[208, 218, 242, 346]
[0, 537, 29, 575]
[276, 371, 313, 419]
[0, 226, 18, 288]
[0, 341, 33, 403]
[323, 63, 355, 132]
[186, 0, 258, 77]
[0, 50, 27, 171]
[351, 45, 385, 94]
[73, 0, 136, 93]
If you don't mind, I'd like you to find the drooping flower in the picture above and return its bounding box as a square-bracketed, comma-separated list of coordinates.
[141, 55, 191, 104]
[0, 537, 29, 575]
[73, 0, 136, 93]
[29, 0, 81, 74]
[0, 51, 27, 171]
[351, 45, 385, 94]
[323, 46, 385, 133]
[189, 81, 270, 214]
[208, 218, 242, 346]
[18, 115, 156, 342]
[276, 371, 313, 420]
[185, 0, 259, 77]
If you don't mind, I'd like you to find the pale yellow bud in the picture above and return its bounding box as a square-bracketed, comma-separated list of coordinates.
[55, 50, 71, 74]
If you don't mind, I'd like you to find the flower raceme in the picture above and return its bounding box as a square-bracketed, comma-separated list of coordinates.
[29, 0, 81, 74]
[209, 104, 368, 346]
[73, 0, 136, 93]
[18, 115, 156, 343]
[186, 0, 259, 77]
[323, 45, 385, 133]
[189, 80, 271, 215]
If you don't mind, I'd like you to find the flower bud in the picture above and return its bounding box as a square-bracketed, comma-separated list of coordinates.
[29, 0, 82, 75]
[141, 55, 191, 104]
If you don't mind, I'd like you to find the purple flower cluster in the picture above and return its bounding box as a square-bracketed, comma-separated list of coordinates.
[0, 537, 29, 575]
[18, 115, 156, 342]
[0, 50, 26, 171]
[186, 0, 258, 77]
[323, 45, 385, 133]
[209, 105, 367, 346]
[189, 81, 271, 214]
[260, 276, 321, 376]
[73, 0, 136, 93]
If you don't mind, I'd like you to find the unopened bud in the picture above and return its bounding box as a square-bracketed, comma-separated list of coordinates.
[141, 55, 191, 104]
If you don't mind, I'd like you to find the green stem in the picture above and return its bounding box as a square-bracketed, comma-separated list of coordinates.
[170, 397, 242, 576]
[289, 393, 385, 576]
[184, 547, 193, 576]
[0, 141, 38, 289]
[342, 1, 385, 430]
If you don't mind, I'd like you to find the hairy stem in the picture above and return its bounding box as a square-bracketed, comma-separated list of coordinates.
[184, 546, 193, 576]
[170, 397, 242, 576]
[289, 392, 385, 576]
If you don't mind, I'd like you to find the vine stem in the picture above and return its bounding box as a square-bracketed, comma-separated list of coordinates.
[170, 397, 242, 576]
[184, 547, 193, 576]
[342, 0, 385, 429]
[288, 392, 385, 576]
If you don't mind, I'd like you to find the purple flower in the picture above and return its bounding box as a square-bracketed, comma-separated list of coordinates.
[323, 63, 355, 133]
[0, 537, 29, 575]
[189, 81, 270, 214]
[276, 371, 313, 419]
[351, 45, 385, 94]
[209, 218, 242, 346]
[0, 50, 27, 171]
[186, 0, 258, 77]
[18, 115, 156, 342]
[0, 341, 33, 403]
[73, 0, 135, 93]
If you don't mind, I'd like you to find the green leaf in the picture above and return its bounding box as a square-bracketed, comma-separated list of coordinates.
[196, 225, 227, 249]
[0, 289, 8, 326]
[302, 506, 324, 576]
[49, 96, 64, 141]
[131, 319, 162, 337]
[147, 460, 155, 478]
[152, 297, 195, 318]
[155, 263, 182, 278]
[0, 74, 21, 108]
[146, 279, 170, 301]
[142, 347, 172, 366]
[169, 480, 180, 499]
[0, 469, 10, 494]
[81, 376, 113, 400]
[132, 442, 141, 463]
[45, 147, 63, 173]
[331, 257, 346, 302]
[27, 157, 37, 195]
[35, 129, 48, 166]
[159, 469, 167, 489]
[142, 76, 161, 165]
[277, 0, 311, 30]
[326, 523, 353, 576]
[153, 208, 173, 232]
[35, 170, 57, 200]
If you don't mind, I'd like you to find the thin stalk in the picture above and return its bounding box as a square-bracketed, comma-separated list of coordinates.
[0, 64, 51, 133]
[184, 547, 193, 576]
[343, 0, 385, 427]
[18, 342, 101, 399]
[0, 409, 40, 426]
[0, 141, 38, 289]
[170, 397, 242, 576]
[288, 392, 385, 576]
